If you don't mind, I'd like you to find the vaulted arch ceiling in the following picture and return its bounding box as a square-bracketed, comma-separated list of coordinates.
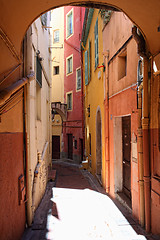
[0, 0, 160, 91]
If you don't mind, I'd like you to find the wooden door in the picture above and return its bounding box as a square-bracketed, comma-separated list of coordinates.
[122, 116, 131, 199]
[52, 135, 60, 159]
[68, 134, 73, 159]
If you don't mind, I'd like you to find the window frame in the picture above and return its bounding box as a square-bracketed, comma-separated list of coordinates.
[66, 54, 73, 76]
[76, 67, 81, 91]
[53, 66, 59, 75]
[53, 29, 60, 43]
[66, 8, 74, 39]
[118, 49, 127, 80]
[66, 91, 73, 111]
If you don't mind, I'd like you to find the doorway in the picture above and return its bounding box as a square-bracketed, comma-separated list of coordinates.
[122, 116, 131, 199]
[68, 134, 73, 159]
[52, 135, 60, 159]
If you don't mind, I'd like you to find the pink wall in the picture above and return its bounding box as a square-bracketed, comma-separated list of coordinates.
[63, 6, 85, 162]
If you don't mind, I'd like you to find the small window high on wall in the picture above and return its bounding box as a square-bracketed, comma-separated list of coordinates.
[66, 55, 73, 75]
[54, 30, 59, 43]
[53, 66, 59, 75]
[76, 68, 81, 90]
[67, 92, 72, 110]
[118, 50, 127, 80]
[66, 9, 73, 38]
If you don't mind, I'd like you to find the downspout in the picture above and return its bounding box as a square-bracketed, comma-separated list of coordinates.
[142, 57, 151, 232]
[81, 29, 85, 161]
[137, 82, 145, 227]
[104, 50, 110, 193]
[132, 26, 151, 232]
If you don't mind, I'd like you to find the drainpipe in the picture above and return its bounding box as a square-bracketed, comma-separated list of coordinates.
[142, 57, 151, 232]
[132, 26, 151, 232]
[137, 82, 145, 227]
[104, 50, 110, 193]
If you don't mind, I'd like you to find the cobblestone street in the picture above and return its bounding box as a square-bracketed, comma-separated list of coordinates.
[22, 161, 159, 240]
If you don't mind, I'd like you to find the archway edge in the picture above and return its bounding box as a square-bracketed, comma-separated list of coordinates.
[0, 0, 160, 89]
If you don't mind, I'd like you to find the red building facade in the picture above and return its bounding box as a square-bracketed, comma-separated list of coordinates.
[62, 6, 85, 163]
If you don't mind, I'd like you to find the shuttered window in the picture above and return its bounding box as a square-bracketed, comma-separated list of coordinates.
[36, 56, 42, 88]
[76, 68, 81, 90]
[89, 40, 91, 81]
[85, 50, 88, 85]
[67, 93, 72, 110]
[94, 18, 99, 68]
[41, 13, 47, 27]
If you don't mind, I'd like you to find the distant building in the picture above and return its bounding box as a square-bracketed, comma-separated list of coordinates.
[51, 6, 85, 163]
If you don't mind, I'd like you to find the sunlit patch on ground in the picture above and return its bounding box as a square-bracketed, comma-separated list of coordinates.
[46, 187, 146, 240]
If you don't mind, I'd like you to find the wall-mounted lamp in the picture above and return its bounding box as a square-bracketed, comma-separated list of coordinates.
[87, 105, 90, 117]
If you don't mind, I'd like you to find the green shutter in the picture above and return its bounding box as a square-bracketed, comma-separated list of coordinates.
[85, 50, 88, 85]
[89, 40, 91, 81]
[94, 19, 99, 68]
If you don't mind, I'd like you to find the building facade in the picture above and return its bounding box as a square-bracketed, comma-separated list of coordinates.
[62, 6, 85, 163]
[51, 7, 65, 160]
[0, 13, 52, 239]
[25, 13, 52, 226]
[82, 9, 105, 185]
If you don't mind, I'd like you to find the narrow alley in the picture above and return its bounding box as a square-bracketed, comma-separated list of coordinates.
[22, 161, 159, 240]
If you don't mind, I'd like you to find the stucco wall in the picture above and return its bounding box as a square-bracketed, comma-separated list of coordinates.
[0, 92, 26, 240]
[83, 9, 105, 186]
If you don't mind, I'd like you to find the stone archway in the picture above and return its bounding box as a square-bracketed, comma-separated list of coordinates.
[0, 0, 160, 91]
[96, 107, 102, 182]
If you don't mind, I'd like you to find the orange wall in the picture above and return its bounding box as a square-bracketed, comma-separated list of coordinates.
[0, 92, 26, 240]
[150, 73, 160, 234]
[109, 87, 139, 219]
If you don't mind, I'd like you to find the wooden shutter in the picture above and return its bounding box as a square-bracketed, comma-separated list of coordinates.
[85, 50, 88, 85]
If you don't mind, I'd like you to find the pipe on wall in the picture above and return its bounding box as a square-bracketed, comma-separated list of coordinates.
[137, 82, 145, 227]
[142, 57, 151, 232]
[104, 50, 110, 193]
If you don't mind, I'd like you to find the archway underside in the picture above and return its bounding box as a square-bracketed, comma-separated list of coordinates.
[0, 0, 160, 91]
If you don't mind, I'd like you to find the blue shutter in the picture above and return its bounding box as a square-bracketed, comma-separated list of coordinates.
[85, 50, 88, 85]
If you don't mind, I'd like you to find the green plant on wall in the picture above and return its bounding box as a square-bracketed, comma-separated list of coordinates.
[99, 9, 112, 26]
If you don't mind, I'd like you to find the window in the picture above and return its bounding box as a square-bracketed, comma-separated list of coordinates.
[85, 50, 88, 85]
[67, 92, 72, 110]
[53, 66, 59, 75]
[118, 50, 127, 80]
[89, 40, 91, 81]
[67, 55, 73, 75]
[36, 56, 42, 87]
[66, 9, 73, 38]
[94, 18, 99, 68]
[76, 68, 81, 90]
[36, 82, 41, 120]
[41, 13, 47, 27]
[54, 30, 59, 43]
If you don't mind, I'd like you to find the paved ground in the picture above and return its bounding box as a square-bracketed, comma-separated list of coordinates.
[22, 160, 160, 240]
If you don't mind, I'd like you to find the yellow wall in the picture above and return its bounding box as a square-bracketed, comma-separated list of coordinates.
[51, 7, 64, 103]
[83, 9, 105, 187]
